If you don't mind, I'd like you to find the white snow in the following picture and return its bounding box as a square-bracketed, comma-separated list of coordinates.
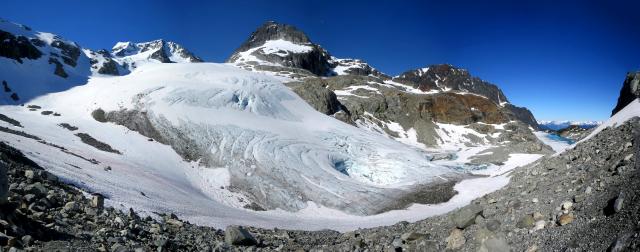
[533, 131, 573, 153]
[581, 99, 640, 143]
[0, 20, 91, 105]
[434, 122, 489, 149]
[232, 39, 313, 67]
[259, 39, 313, 55]
[385, 122, 427, 149]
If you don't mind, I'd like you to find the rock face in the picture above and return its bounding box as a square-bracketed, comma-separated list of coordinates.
[612, 71, 640, 116]
[393, 64, 539, 129]
[286, 79, 349, 117]
[0, 30, 42, 63]
[291, 75, 549, 157]
[394, 64, 509, 105]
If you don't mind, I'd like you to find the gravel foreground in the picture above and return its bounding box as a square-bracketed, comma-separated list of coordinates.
[0, 118, 637, 251]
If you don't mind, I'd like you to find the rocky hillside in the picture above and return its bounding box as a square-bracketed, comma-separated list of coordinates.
[287, 75, 550, 164]
[612, 71, 640, 116]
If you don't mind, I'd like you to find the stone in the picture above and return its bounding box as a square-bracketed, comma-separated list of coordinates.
[517, 214, 535, 229]
[451, 204, 484, 229]
[475, 229, 510, 252]
[526, 245, 539, 252]
[166, 218, 183, 227]
[531, 198, 538, 203]
[573, 194, 585, 203]
[561, 201, 573, 211]
[532, 220, 545, 231]
[224, 226, 257, 246]
[401, 231, 428, 242]
[532, 212, 544, 221]
[558, 213, 574, 226]
[445, 228, 465, 250]
[0, 161, 8, 204]
[91, 194, 104, 208]
[21, 235, 32, 247]
[485, 219, 501, 231]
[25, 182, 47, 196]
[24, 170, 35, 179]
[613, 192, 625, 213]
[481, 237, 510, 252]
[63, 201, 77, 212]
[609, 232, 633, 252]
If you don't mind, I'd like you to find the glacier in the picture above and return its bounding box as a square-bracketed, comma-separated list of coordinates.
[0, 63, 467, 217]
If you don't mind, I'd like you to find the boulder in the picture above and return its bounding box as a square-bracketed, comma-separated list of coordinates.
[224, 226, 257, 246]
[451, 204, 484, 229]
[445, 228, 465, 250]
[516, 214, 535, 229]
[91, 194, 104, 209]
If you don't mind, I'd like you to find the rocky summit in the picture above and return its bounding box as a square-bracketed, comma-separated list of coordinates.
[226, 21, 387, 78]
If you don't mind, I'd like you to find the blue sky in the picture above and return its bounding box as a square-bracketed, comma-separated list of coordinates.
[3, 0, 639, 121]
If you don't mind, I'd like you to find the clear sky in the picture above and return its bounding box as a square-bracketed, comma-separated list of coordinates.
[3, 0, 639, 121]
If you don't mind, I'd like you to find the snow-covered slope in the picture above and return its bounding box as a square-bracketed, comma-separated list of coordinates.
[0, 19, 203, 105]
[89, 40, 203, 76]
[581, 98, 640, 142]
[0, 19, 91, 104]
[0, 63, 464, 216]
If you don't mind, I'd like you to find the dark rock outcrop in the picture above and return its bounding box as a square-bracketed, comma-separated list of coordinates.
[47, 58, 68, 78]
[0, 30, 42, 63]
[393, 64, 509, 105]
[503, 104, 539, 129]
[611, 71, 640, 116]
[50, 40, 81, 67]
[286, 79, 349, 117]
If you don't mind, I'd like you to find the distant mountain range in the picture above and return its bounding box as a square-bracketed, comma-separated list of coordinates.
[537, 120, 603, 131]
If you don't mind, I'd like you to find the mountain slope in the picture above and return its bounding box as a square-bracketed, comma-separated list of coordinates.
[0, 18, 203, 105]
[0, 19, 91, 104]
[228, 22, 544, 157]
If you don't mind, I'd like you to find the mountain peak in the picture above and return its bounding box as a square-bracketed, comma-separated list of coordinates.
[238, 21, 312, 52]
[110, 39, 202, 63]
